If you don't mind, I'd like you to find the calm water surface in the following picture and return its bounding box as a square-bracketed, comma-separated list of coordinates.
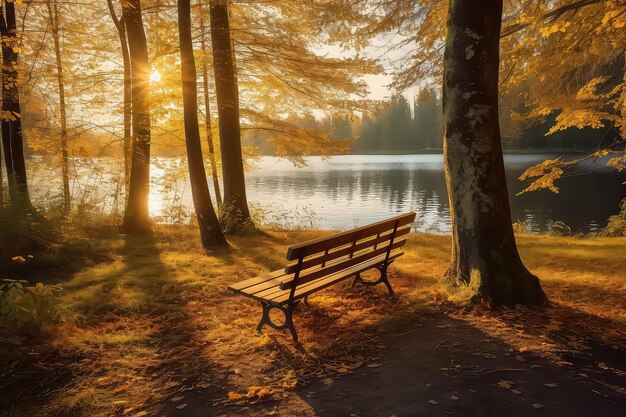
[28, 154, 626, 234]
[239, 154, 625, 233]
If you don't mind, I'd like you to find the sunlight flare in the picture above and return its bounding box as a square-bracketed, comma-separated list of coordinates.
[150, 69, 162, 83]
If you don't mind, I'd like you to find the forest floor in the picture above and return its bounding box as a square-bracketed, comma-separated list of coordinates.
[1, 226, 625, 417]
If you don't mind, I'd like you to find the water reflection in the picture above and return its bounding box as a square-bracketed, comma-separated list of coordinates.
[243, 154, 625, 233]
[25, 154, 625, 234]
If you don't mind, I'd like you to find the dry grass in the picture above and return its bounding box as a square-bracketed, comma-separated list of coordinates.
[1, 226, 624, 416]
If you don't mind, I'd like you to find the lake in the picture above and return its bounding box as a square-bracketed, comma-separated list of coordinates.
[28, 154, 626, 234]
[235, 154, 625, 233]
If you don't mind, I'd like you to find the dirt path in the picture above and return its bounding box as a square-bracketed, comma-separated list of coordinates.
[297, 312, 625, 417]
[172, 310, 624, 417]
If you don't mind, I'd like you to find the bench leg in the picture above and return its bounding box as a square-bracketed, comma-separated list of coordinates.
[256, 301, 299, 342]
[351, 273, 363, 287]
[378, 263, 395, 296]
[351, 262, 395, 296]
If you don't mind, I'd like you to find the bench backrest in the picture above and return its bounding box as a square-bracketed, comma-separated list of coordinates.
[279, 212, 416, 291]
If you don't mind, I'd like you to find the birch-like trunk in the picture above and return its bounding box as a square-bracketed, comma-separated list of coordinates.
[47, 0, 70, 215]
[199, 12, 222, 208]
[106, 0, 133, 201]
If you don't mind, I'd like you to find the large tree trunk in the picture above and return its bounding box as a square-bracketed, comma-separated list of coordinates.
[442, 0, 546, 306]
[47, 0, 70, 215]
[177, 0, 227, 247]
[107, 0, 133, 201]
[1, 0, 32, 213]
[122, 0, 152, 232]
[199, 12, 222, 208]
[209, 0, 253, 230]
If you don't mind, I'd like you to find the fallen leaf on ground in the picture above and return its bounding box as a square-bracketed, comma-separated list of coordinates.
[427, 400, 438, 405]
[544, 383, 558, 388]
[227, 392, 245, 401]
[497, 380, 513, 389]
[163, 381, 179, 390]
[515, 355, 526, 362]
[170, 396, 184, 402]
[176, 404, 188, 410]
[532, 403, 544, 409]
[511, 389, 522, 395]
[450, 395, 459, 400]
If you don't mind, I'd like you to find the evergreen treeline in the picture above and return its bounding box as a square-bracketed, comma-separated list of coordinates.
[349, 87, 617, 155]
[353, 89, 442, 154]
[244, 79, 622, 156]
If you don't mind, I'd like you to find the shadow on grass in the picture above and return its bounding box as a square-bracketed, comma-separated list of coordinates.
[0, 232, 236, 416]
[295, 310, 626, 417]
[3, 229, 624, 417]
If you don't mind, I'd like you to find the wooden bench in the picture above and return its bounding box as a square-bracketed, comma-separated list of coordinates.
[227, 212, 416, 341]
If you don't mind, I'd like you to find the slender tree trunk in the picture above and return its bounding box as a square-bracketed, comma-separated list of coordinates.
[122, 40, 132, 200]
[618, 51, 626, 141]
[0, 0, 32, 213]
[199, 13, 222, 207]
[209, 0, 253, 230]
[122, 0, 152, 232]
[47, 0, 70, 215]
[0, 134, 3, 207]
[178, 0, 227, 247]
[442, 0, 546, 306]
[107, 0, 133, 200]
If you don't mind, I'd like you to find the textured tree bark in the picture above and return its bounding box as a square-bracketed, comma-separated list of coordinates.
[107, 0, 133, 200]
[122, 0, 152, 232]
[0, 0, 32, 213]
[442, 0, 547, 306]
[209, 0, 253, 230]
[177, 0, 228, 247]
[199, 12, 222, 208]
[47, 0, 70, 215]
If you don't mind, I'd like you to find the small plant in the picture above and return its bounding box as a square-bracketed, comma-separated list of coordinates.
[249, 203, 321, 231]
[513, 220, 529, 234]
[602, 198, 626, 237]
[551, 220, 572, 235]
[0, 279, 62, 344]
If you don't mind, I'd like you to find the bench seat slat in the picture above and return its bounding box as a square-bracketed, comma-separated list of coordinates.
[228, 268, 288, 292]
[236, 276, 288, 296]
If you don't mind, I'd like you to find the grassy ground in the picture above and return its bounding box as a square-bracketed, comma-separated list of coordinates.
[1, 226, 625, 416]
